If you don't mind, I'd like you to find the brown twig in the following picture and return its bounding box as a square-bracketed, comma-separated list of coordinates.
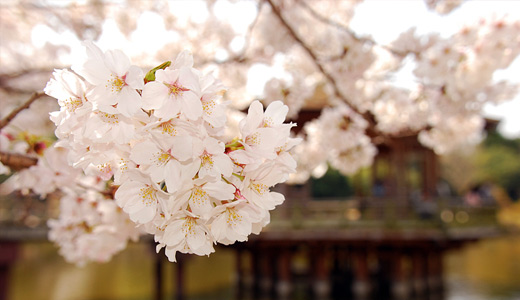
[264, 0, 377, 130]
[0, 151, 38, 171]
[199, 1, 264, 66]
[297, 0, 416, 58]
[0, 92, 46, 130]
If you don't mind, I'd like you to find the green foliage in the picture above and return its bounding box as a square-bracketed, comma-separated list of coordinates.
[311, 167, 353, 198]
[474, 131, 520, 200]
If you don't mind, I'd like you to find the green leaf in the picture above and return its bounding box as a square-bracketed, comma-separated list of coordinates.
[144, 61, 171, 83]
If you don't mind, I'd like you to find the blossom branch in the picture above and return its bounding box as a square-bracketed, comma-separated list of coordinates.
[201, 2, 263, 66]
[264, 0, 377, 131]
[0, 151, 38, 170]
[0, 92, 46, 130]
[297, 0, 419, 58]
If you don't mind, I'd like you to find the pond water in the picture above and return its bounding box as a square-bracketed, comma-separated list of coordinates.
[444, 235, 520, 300]
[6, 236, 520, 300]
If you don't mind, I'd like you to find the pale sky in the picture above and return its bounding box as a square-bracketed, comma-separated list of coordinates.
[350, 0, 520, 138]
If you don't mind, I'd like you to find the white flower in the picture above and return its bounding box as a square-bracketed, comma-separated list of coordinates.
[229, 101, 292, 170]
[48, 188, 140, 266]
[176, 179, 236, 217]
[45, 69, 89, 115]
[210, 200, 263, 245]
[193, 136, 234, 180]
[241, 162, 286, 210]
[199, 73, 228, 131]
[46, 69, 92, 140]
[115, 172, 170, 224]
[83, 106, 139, 145]
[159, 211, 214, 262]
[129, 137, 198, 193]
[142, 67, 202, 121]
[72, 41, 144, 117]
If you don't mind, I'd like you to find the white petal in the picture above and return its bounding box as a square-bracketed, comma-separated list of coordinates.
[125, 65, 145, 89]
[240, 100, 263, 137]
[104, 49, 131, 76]
[204, 180, 235, 201]
[142, 82, 169, 110]
[170, 135, 193, 161]
[173, 50, 194, 69]
[116, 87, 141, 117]
[181, 92, 203, 121]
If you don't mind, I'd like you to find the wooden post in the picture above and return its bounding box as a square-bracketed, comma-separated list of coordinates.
[250, 246, 260, 297]
[427, 249, 444, 295]
[276, 247, 292, 299]
[175, 254, 185, 300]
[391, 250, 410, 300]
[154, 246, 163, 300]
[393, 140, 407, 200]
[411, 251, 427, 297]
[0, 242, 18, 300]
[235, 248, 244, 300]
[352, 249, 370, 300]
[259, 246, 274, 297]
[423, 149, 438, 200]
[311, 244, 331, 299]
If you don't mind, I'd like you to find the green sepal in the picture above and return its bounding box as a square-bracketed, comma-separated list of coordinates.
[144, 61, 171, 83]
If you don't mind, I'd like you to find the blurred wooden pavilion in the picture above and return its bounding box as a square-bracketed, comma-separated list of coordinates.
[231, 106, 502, 300]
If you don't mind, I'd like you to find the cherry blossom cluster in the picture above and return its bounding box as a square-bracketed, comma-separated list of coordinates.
[44, 42, 298, 262]
[48, 181, 140, 266]
[387, 17, 520, 154]
[290, 104, 376, 183]
[1, 146, 140, 266]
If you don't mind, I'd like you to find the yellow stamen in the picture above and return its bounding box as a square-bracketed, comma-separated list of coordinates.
[63, 97, 83, 112]
[139, 185, 158, 206]
[97, 112, 120, 124]
[200, 151, 214, 168]
[226, 208, 243, 227]
[106, 74, 126, 93]
[165, 81, 189, 97]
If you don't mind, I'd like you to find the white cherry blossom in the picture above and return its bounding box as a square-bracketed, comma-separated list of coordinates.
[72, 42, 144, 117]
[115, 172, 170, 224]
[142, 67, 202, 121]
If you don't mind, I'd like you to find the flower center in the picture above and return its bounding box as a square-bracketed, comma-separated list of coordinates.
[97, 112, 120, 124]
[202, 99, 216, 116]
[159, 121, 178, 136]
[245, 132, 261, 146]
[262, 117, 274, 128]
[250, 182, 269, 195]
[191, 187, 208, 206]
[165, 81, 190, 97]
[139, 185, 158, 206]
[226, 208, 242, 227]
[97, 163, 112, 174]
[183, 217, 197, 236]
[107, 74, 127, 93]
[154, 151, 172, 166]
[63, 97, 83, 112]
[200, 151, 213, 167]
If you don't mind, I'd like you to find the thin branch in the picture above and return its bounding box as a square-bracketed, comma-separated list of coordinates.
[75, 181, 116, 199]
[200, 1, 264, 66]
[264, 0, 377, 130]
[298, 0, 417, 58]
[230, 0, 263, 62]
[0, 92, 46, 130]
[298, 1, 372, 44]
[0, 151, 38, 171]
